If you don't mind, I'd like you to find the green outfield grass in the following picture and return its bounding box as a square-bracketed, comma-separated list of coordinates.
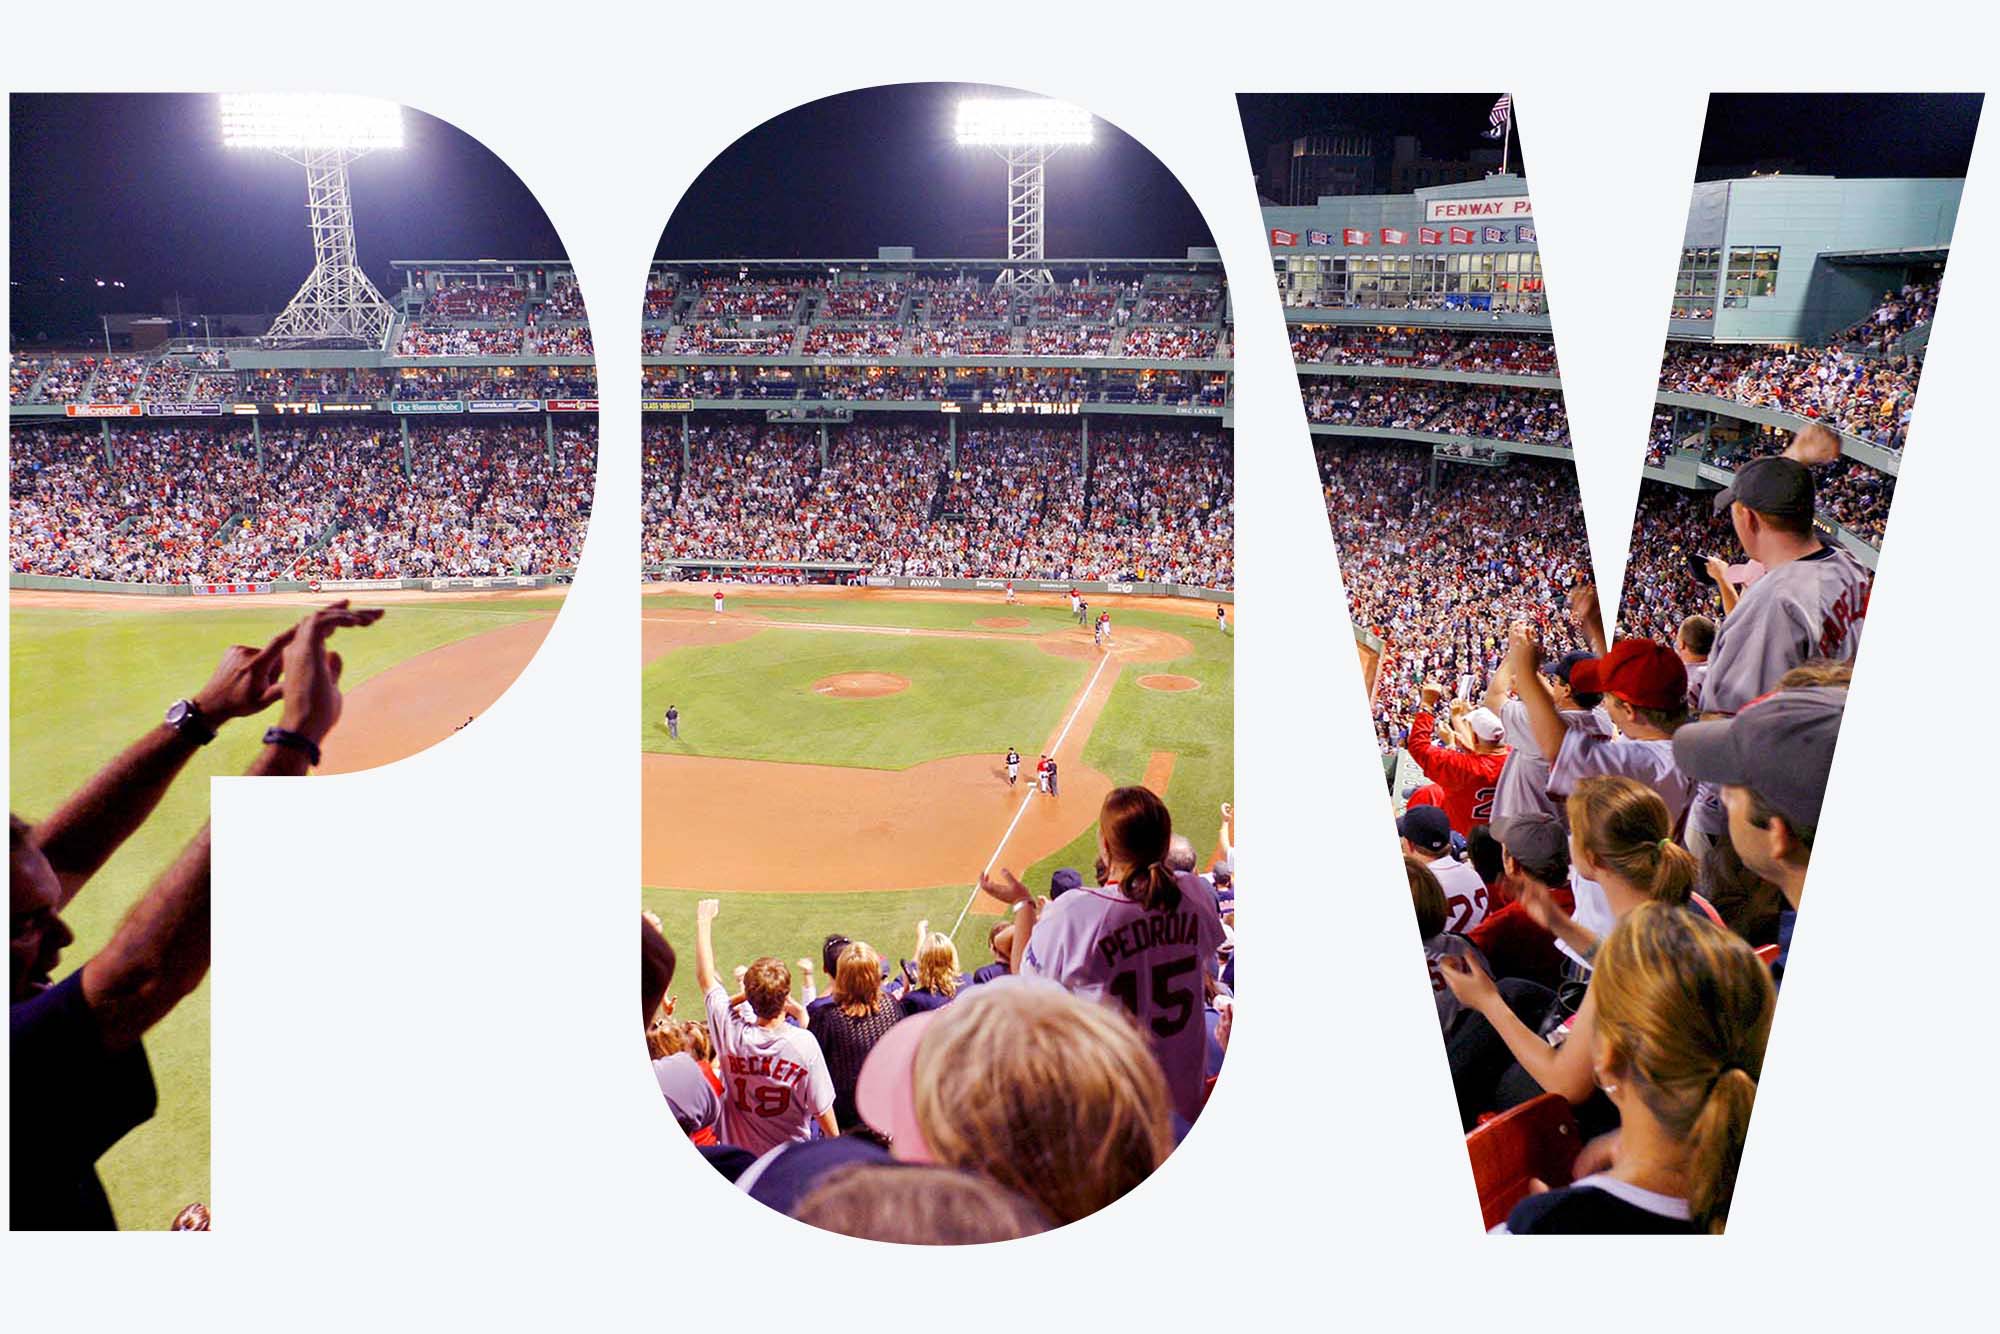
[643, 885, 993, 1019]
[639, 628, 1087, 768]
[7, 597, 554, 1229]
[641, 597, 1233, 990]
[1017, 608, 1235, 903]
[643, 592, 1073, 635]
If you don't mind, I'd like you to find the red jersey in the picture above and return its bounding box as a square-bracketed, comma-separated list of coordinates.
[1404, 709, 1508, 835]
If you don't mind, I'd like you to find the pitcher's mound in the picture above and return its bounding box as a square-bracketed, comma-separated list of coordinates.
[814, 672, 910, 699]
[976, 616, 1031, 629]
[1138, 674, 1200, 693]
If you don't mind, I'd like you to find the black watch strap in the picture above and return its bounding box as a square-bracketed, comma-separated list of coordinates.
[262, 727, 322, 768]
[165, 698, 217, 746]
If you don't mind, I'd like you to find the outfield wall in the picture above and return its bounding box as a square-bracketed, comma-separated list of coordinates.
[861, 574, 1233, 603]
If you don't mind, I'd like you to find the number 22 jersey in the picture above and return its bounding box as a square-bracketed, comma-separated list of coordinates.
[1022, 873, 1226, 1123]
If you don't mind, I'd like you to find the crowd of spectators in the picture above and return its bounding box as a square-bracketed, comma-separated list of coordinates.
[394, 325, 527, 357]
[644, 272, 681, 320]
[1027, 288, 1122, 322]
[1657, 339, 1920, 453]
[643, 786, 1235, 1241]
[1140, 288, 1223, 324]
[1291, 327, 1559, 376]
[420, 283, 525, 321]
[8, 419, 595, 582]
[817, 282, 906, 320]
[540, 275, 588, 321]
[801, 325, 904, 358]
[1378, 426, 1870, 1231]
[674, 324, 798, 356]
[1121, 325, 1221, 359]
[639, 417, 1232, 586]
[905, 326, 1015, 356]
[692, 282, 803, 321]
[530, 324, 594, 357]
[1022, 324, 1115, 357]
[1831, 277, 1941, 354]
[10, 354, 47, 402]
[1317, 441, 1590, 752]
[922, 284, 1017, 323]
[1302, 378, 1570, 447]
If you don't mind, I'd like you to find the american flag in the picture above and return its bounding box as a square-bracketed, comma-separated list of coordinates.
[1483, 94, 1512, 139]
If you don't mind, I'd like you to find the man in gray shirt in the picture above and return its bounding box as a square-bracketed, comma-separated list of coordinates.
[1689, 457, 1870, 844]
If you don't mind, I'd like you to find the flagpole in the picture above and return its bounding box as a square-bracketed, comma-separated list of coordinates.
[1502, 102, 1512, 176]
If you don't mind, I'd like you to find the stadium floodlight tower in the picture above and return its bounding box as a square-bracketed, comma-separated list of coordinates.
[220, 94, 403, 349]
[955, 97, 1093, 288]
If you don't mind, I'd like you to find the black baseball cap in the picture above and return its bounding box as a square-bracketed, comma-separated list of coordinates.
[1397, 805, 1453, 855]
[1490, 813, 1570, 885]
[1050, 868, 1083, 898]
[1714, 456, 1816, 522]
[1672, 686, 1846, 834]
[1551, 650, 1603, 708]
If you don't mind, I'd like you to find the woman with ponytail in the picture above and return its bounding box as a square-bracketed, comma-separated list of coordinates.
[1441, 775, 1709, 1110]
[977, 785, 1226, 1126]
[1501, 902, 1773, 1233]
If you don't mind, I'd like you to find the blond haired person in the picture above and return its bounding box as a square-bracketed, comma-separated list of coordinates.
[1500, 904, 1772, 1234]
[857, 976, 1175, 1226]
[1440, 776, 1703, 1111]
[894, 921, 965, 1014]
[806, 942, 905, 1133]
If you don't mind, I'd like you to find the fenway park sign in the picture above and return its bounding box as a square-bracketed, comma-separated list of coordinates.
[1423, 194, 1533, 222]
[66, 403, 142, 418]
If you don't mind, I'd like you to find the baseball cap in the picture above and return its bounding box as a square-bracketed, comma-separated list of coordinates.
[1049, 867, 1083, 897]
[1714, 456, 1815, 522]
[1465, 707, 1505, 743]
[856, 1009, 943, 1162]
[1491, 812, 1570, 884]
[1550, 650, 1604, 708]
[1672, 686, 1846, 833]
[1398, 804, 1453, 855]
[1569, 639, 1689, 712]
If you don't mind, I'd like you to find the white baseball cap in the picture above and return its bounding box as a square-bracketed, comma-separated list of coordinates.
[1466, 707, 1505, 742]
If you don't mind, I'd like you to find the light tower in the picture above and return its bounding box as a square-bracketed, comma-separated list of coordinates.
[954, 97, 1093, 288]
[220, 94, 403, 348]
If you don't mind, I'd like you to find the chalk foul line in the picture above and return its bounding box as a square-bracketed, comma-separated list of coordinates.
[949, 646, 1113, 941]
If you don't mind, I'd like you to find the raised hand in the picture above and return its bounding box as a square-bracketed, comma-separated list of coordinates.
[277, 601, 385, 744]
[1419, 678, 1446, 709]
[193, 630, 292, 723]
[696, 898, 721, 925]
[979, 867, 1032, 907]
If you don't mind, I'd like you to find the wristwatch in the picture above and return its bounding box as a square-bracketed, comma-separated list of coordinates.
[164, 698, 217, 746]
[262, 727, 322, 768]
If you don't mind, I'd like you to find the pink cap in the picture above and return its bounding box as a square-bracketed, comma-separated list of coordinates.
[855, 1008, 943, 1161]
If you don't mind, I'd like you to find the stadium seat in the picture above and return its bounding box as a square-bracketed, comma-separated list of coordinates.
[1465, 1092, 1579, 1230]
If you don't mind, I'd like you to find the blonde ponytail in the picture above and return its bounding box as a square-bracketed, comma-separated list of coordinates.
[1592, 903, 1775, 1235]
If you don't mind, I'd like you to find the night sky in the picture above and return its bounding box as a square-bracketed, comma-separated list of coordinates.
[1236, 93, 1525, 192]
[1696, 93, 1981, 178]
[654, 82, 1214, 262]
[9, 93, 565, 339]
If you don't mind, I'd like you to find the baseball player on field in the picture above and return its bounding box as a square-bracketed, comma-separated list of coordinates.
[1036, 754, 1051, 793]
[1005, 747, 1021, 786]
[664, 703, 680, 741]
[1216, 603, 1228, 634]
[712, 588, 725, 615]
[1074, 594, 1088, 627]
[1068, 587, 1080, 617]
[1005, 579, 1017, 605]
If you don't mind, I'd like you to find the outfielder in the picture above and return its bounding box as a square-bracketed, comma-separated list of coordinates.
[712, 588, 725, 615]
[1216, 603, 1228, 634]
[1005, 579, 1017, 605]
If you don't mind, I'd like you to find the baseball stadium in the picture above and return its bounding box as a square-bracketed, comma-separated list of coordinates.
[9, 95, 596, 1228]
[638, 87, 1236, 1239]
[1251, 91, 1969, 1234]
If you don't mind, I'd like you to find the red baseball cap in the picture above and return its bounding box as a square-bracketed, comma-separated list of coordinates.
[1569, 639, 1688, 711]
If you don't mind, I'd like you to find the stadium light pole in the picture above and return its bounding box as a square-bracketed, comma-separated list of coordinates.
[955, 98, 1093, 288]
[221, 94, 403, 349]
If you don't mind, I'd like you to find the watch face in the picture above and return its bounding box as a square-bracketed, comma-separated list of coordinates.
[165, 699, 192, 727]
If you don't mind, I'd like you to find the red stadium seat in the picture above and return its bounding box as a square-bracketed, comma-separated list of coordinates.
[1754, 943, 1782, 968]
[1465, 1093, 1579, 1230]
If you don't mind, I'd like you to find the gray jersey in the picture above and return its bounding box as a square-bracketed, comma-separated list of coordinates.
[1022, 872, 1226, 1123]
[1691, 544, 1869, 835]
[653, 1052, 720, 1136]
[1424, 934, 1487, 1035]
[1490, 699, 1613, 827]
[1700, 545, 1870, 716]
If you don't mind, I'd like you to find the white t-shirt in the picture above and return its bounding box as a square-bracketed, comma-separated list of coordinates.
[1561, 873, 1614, 970]
[1022, 873, 1226, 1124]
[703, 982, 835, 1156]
[1429, 852, 1491, 934]
[1491, 699, 1612, 826]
